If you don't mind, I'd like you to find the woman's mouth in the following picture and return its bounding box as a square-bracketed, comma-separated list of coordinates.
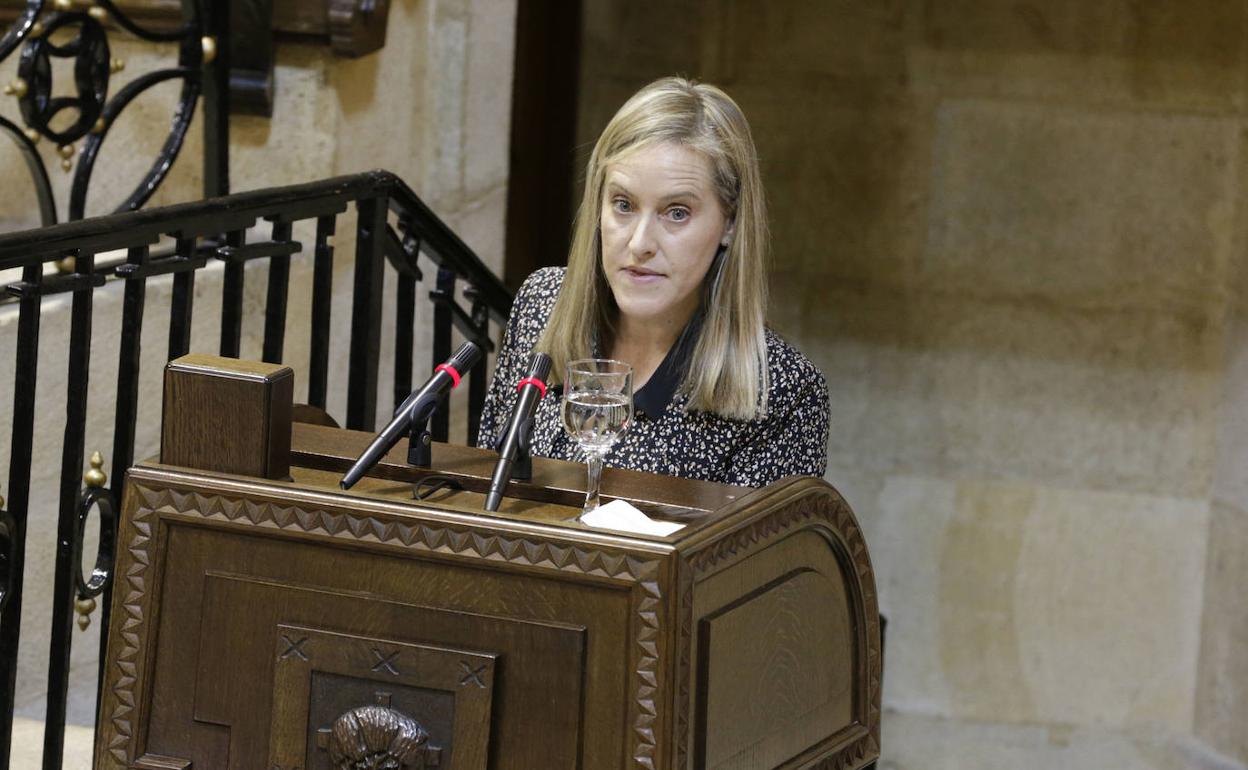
[623, 266, 663, 281]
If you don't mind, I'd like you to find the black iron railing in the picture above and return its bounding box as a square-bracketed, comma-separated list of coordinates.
[0, 170, 512, 768]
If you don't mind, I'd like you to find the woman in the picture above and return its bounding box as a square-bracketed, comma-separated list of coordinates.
[478, 76, 828, 488]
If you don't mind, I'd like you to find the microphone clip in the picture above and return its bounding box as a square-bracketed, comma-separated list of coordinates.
[500, 372, 549, 480]
[339, 342, 482, 490]
[407, 402, 437, 469]
[406, 360, 468, 468]
[498, 422, 533, 481]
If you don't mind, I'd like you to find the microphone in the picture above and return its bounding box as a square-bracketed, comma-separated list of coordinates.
[484, 352, 552, 511]
[340, 341, 482, 489]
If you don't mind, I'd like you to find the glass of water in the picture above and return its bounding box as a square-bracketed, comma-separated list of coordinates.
[561, 358, 633, 517]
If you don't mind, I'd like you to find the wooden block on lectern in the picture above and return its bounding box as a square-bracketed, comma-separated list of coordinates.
[161, 354, 293, 479]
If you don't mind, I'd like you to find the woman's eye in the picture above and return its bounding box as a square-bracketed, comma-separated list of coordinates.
[612, 198, 632, 213]
[667, 207, 690, 222]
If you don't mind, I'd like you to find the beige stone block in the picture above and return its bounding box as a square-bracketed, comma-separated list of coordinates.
[443, 184, 508, 276]
[702, 0, 910, 89]
[739, 90, 925, 283]
[869, 476, 958, 715]
[232, 46, 337, 193]
[1009, 487, 1207, 728]
[1213, 318, 1248, 505]
[822, 464, 887, 546]
[865, 475, 1208, 730]
[463, 0, 517, 198]
[427, 12, 468, 203]
[99, 37, 209, 211]
[332, 0, 429, 183]
[924, 99, 1237, 314]
[794, 286, 1220, 498]
[918, 0, 1246, 110]
[878, 710, 1246, 770]
[10, 718, 94, 767]
[580, 0, 707, 83]
[1196, 500, 1248, 764]
[573, 77, 642, 163]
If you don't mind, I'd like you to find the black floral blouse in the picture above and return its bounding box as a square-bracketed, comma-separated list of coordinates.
[477, 267, 830, 488]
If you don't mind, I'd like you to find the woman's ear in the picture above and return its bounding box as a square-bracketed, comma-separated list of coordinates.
[720, 220, 736, 247]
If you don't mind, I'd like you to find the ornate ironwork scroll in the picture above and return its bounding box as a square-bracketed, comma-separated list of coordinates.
[0, 0, 217, 227]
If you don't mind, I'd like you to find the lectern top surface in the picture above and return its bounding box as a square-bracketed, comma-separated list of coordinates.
[282, 422, 764, 542]
[134, 422, 782, 547]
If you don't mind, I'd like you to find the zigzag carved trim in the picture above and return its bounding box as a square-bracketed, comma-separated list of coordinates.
[101, 489, 157, 766]
[673, 567, 695, 770]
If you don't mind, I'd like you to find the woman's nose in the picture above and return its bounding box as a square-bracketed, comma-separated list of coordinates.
[627, 214, 658, 258]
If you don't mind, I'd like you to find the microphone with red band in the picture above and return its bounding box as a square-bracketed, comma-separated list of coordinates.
[484, 352, 552, 511]
[516, 376, 546, 398]
[340, 341, 482, 490]
[435, 363, 462, 388]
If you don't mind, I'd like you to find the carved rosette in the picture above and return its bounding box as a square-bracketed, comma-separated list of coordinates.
[327, 704, 439, 770]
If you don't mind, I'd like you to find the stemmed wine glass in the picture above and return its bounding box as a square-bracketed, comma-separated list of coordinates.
[561, 359, 633, 518]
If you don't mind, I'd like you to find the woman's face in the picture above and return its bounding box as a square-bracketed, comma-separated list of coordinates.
[599, 141, 731, 333]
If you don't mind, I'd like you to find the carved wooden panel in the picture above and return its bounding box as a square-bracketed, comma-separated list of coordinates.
[698, 567, 852, 769]
[269, 625, 494, 770]
[677, 481, 882, 770]
[182, 557, 590, 767]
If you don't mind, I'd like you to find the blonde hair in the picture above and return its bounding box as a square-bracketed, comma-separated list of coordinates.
[537, 76, 770, 420]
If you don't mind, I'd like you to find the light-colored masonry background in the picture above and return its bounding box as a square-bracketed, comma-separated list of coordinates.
[2, 1, 1247, 768]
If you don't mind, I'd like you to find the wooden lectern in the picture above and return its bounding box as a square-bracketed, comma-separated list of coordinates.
[96, 357, 881, 769]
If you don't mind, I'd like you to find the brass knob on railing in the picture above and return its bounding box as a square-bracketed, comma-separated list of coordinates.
[58, 144, 76, 174]
[3, 78, 27, 98]
[75, 597, 96, 631]
[85, 451, 107, 489]
[110, 57, 125, 74]
[75, 452, 108, 631]
[54, 0, 73, 11]
[29, 21, 44, 38]
[88, 6, 108, 22]
[23, 128, 39, 145]
[201, 36, 217, 64]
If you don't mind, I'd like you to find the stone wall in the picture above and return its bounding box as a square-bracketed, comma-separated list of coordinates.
[0, 0, 516, 732]
[578, 0, 1245, 765]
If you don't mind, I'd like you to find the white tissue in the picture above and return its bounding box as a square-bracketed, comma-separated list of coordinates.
[580, 499, 686, 536]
